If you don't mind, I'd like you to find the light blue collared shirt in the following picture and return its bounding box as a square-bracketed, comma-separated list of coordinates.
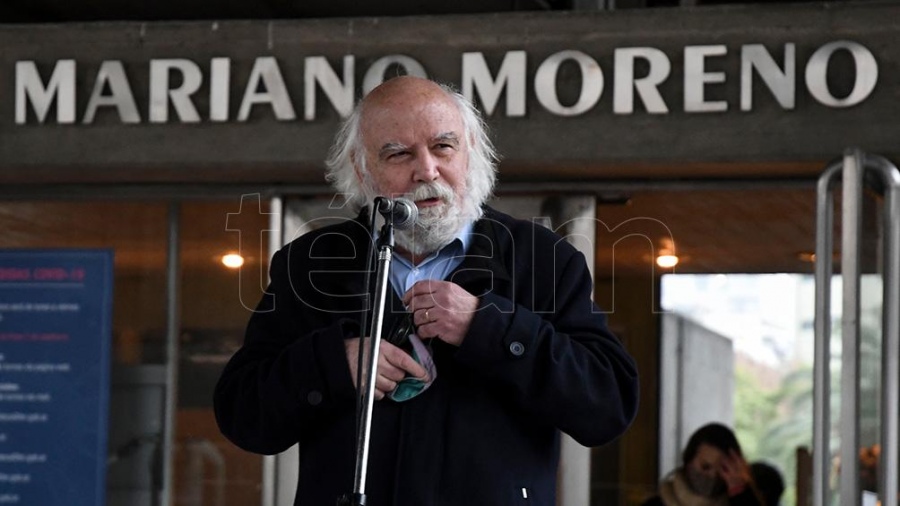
[388, 222, 474, 298]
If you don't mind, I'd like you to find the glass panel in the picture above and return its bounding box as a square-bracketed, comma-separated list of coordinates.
[0, 200, 169, 506]
[593, 186, 820, 506]
[851, 189, 884, 505]
[661, 273, 815, 506]
[659, 272, 883, 506]
[174, 199, 272, 506]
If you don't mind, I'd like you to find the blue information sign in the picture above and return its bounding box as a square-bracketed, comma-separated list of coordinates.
[0, 250, 113, 506]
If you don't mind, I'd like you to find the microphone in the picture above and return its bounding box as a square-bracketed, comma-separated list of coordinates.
[375, 197, 418, 230]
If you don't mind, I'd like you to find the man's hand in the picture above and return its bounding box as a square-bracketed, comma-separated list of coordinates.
[403, 280, 478, 347]
[344, 338, 429, 400]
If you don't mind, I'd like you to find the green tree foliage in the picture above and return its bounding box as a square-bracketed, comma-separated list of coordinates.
[734, 316, 883, 506]
[734, 366, 777, 459]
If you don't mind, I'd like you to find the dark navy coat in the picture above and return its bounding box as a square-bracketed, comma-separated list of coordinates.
[214, 206, 639, 506]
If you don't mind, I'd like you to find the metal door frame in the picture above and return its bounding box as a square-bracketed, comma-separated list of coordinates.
[813, 148, 900, 506]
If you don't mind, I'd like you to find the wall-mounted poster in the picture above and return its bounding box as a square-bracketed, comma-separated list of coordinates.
[0, 249, 113, 506]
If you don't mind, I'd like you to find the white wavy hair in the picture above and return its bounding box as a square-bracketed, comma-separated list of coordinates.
[323, 80, 499, 216]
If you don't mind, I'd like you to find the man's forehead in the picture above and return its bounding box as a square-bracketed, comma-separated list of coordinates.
[361, 101, 464, 146]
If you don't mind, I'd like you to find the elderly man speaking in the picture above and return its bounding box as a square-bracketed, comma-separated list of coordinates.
[214, 76, 639, 506]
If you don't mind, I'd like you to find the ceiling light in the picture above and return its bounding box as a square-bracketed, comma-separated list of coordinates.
[221, 253, 244, 269]
[656, 254, 679, 268]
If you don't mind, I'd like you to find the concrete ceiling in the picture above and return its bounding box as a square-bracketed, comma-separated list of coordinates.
[0, 0, 858, 277]
[0, 0, 569, 23]
[0, 0, 809, 23]
[0, 185, 862, 276]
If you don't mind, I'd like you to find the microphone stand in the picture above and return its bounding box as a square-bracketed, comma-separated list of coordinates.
[338, 207, 396, 506]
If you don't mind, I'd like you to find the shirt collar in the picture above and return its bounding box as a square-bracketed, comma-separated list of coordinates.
[454, 220, 475, 253]
[387, 220, 475, 268]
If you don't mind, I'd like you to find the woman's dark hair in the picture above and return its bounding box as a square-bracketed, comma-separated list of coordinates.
[681, 423, 743, 466]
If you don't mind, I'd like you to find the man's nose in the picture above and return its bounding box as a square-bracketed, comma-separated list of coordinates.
[413, 151, 440, 182]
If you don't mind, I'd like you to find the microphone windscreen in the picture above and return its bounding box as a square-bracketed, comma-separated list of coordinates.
[392, 198, 418, 230]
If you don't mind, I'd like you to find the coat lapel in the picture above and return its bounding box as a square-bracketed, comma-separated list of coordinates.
[448, 212, 512, 294]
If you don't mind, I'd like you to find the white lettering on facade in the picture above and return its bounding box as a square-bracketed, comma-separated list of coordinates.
[805, 40, 878, 108]
[534, 50, 603, 116]
[149, 59, 202, 123]
[237, 56, 296, 121]
[209, 57, 231, 122]
[461, 51, 527, 117]
[304, 55, 354, 120]
[82, 61, 141, 124]
[613, 47, 670, 114]
[684, 45, 728, 113]
[740, 44, 795, 111]
[9, 40, 881, 125]
[15, 60, 76, 124]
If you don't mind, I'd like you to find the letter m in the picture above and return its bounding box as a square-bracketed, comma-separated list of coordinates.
[461, 51, 526, 117]
[16, 60, 76, 124]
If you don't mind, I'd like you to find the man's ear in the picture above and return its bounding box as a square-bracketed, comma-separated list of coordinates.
[351, 153, 365, 183]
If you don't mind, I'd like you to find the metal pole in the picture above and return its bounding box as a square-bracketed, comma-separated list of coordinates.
[344, 228, 394, 506]
[869, 155, 900, 506]
[356, 245, 392, 487]
[840, 149, 864, 506]
[262, 196, 283, 506]
[817, 152, 900, 506]
[814, 159, 841, 506]
[161, 201, 181, 506]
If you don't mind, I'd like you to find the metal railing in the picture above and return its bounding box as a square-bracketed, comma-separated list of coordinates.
[814, 148, 900, 506]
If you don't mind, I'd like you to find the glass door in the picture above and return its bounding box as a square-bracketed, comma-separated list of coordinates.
[173, 197, 274, 506]
[808, 153, 900, 506]
[585, 185, 823, 506]
[0, 200, 170, 505]
[0, 196, 274, 506]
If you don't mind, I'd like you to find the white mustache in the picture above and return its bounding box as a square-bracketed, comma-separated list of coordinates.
[407, 182, 455, 204]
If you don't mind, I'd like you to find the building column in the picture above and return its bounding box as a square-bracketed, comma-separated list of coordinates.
[544, 195, 596, 506]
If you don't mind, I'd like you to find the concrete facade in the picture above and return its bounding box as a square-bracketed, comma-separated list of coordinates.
[2, 2, 899, 184]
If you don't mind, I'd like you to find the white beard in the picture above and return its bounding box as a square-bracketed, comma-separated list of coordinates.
[361, 179, 479, 257]
[395, 198, 466, 257]
[396, 180, 476, 257]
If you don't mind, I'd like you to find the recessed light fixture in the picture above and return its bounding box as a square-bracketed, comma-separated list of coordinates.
[656, 254, 679, 268]
[221, 253, 244, 269]
[656, 237, 679, 268]
[797, 252, 840, 263]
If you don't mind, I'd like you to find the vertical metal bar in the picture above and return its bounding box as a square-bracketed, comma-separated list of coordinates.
[808, 151, 897, 506]
[161, 201, 181, 506]
[873, 157, 900, 506]
[352, 245, 393, 498]
[675, 316, 685, 468]
[840, 149, 864, 506]
[814, 160, 841, 506]
[262, 196, 283, 506]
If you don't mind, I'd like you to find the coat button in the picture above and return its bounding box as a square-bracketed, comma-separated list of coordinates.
[509, 341, 525, 357]
[307, 391, 323, 406]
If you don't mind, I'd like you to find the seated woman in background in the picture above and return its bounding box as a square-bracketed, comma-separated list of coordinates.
[643, 423, 765, 506]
